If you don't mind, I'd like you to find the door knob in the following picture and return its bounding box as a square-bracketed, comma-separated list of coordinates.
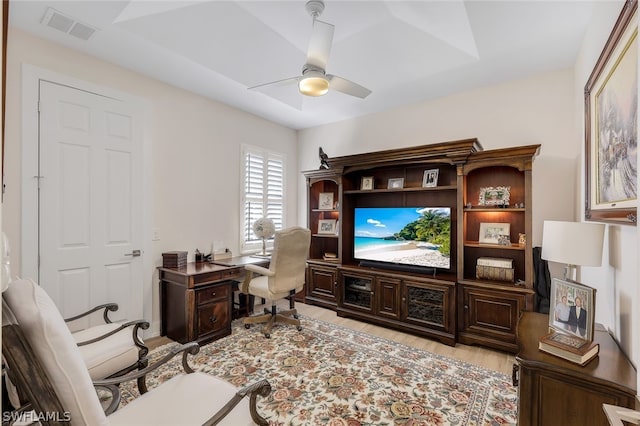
[124, 250, 141, 257]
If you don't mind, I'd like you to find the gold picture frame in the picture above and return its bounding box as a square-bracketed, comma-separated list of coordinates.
[584, 0, 637, 225]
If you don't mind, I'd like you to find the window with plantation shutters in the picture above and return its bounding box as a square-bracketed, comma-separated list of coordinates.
[240, 145, 285, 253]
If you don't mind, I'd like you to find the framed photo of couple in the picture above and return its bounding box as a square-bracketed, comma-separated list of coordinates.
[549, 278, 596, 342]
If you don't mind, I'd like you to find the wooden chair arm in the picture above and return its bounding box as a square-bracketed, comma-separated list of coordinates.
[64, 303, 119, 324]
[93, 342, 201, 387]
[202, 379, 272, 426]
[95, 384, 121, 415]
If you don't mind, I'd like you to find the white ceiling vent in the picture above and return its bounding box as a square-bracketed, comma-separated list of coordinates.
[41, 8, 97, 41]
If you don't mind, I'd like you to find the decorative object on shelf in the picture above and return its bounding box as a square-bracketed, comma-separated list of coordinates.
[387, 178, 404, 189]
[548, 277, 596, 342]
[252, 217, 276, 256]
[319, 147, 330, 169]
[317, 219, 337, 234]
[478, 186, 511, 206]
[323, 252, 339, 262]
[497, 235, 511, 245]
[518, 233, 526, 246]
[476, 257, 514, 281]
[476, 264, 514, 282]
[361, 176, 374, 190]
[477, 257, 513, 268]
[422, 169, 439, 188]
[584, 0, 637, 225]
[478, 222, 510, 245]
[541, 220, 605, 280]
[318, 192, 334, 210]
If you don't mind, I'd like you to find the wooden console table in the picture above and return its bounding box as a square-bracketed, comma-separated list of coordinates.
[159, 262, 243, 344]
[515, 311, 636, 426]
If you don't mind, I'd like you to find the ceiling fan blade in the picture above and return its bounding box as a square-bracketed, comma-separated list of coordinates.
[327, 75, 372, 99]
[306, 19, 334, 70]
[248, 76, 300, 91]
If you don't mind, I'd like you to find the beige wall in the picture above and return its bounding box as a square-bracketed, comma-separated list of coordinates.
[298, 68, 578, 249]
[572, 0, 639, 392]
[3, 28, 298, 333]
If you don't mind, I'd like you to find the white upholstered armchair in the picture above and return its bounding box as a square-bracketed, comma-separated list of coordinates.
[240, 226, 311, 338]
[2, 277, 271, 425]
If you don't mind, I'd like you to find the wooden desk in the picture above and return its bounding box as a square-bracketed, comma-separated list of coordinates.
[159, 262, 243, 344]
[515, 312, 636, 426]
[212, 256, 271, 316]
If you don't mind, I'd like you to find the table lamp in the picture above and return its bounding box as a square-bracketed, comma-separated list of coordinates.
[541, 220, 605, 280]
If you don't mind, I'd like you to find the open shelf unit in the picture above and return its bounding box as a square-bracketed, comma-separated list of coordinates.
[303, 140, 540, 351]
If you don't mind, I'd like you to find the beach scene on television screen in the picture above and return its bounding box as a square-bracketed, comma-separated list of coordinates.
[354, 207, 451, 269]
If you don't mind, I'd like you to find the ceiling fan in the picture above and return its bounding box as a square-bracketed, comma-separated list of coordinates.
[249, 0, 371, 99]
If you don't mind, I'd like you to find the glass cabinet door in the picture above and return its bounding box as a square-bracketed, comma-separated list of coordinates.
[341, 273, 373, 312]
[403, 281, 447, 329]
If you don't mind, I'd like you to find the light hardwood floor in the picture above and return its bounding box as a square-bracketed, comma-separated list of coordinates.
[147, 301, 516, 376]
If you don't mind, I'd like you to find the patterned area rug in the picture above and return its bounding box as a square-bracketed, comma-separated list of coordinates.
[120, 316, 517, 425]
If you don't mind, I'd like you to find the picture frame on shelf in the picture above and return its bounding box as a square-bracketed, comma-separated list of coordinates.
[584, 0, 637, 225]
[318, 192, 334, 210]
[549, 278, 596, 342]
[387, 178, 404, 189]
[478, 222, 511, 245]
[361, 176, 374, 190]
[422, 169, 439, 188]
[317, 219, 337, 235]
[478, 186, 511, 206]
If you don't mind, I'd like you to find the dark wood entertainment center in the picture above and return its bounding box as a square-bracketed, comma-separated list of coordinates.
[304, 139, 539, 351]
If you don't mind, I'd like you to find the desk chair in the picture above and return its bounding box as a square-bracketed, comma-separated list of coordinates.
[2, 277, 271, 425]
[240, 227, 310, 338]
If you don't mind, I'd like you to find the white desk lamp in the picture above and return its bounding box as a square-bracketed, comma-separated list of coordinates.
[541, 220, 605, 280]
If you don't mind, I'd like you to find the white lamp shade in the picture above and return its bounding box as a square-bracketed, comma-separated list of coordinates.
[541, 220, 605, 267]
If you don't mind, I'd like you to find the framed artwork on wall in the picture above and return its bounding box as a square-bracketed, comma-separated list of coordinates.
[584, 0, 637, 225]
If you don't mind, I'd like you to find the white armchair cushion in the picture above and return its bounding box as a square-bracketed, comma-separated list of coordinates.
[73, 324, 140, 380]
[107, 372, 255, 426]
[3, 278, 108, 425]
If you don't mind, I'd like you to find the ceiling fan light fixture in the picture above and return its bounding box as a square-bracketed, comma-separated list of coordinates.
[299, 73, 329, 97]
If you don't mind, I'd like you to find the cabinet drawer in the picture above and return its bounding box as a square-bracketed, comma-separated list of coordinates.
[196, 301, 230, 337]
[196, 284, 230, 305]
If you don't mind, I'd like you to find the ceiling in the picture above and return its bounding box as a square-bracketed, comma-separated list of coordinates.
[9, 1, 599, 130]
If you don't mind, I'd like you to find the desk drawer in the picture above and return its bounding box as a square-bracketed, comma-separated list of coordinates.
[196, 300, 230, 338]
[196, 284, 230, 305]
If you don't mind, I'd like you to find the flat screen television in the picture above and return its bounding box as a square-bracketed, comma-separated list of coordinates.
[353, 207, 451, 271]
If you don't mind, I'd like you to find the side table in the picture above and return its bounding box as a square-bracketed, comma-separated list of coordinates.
[515, 311, 636, 426]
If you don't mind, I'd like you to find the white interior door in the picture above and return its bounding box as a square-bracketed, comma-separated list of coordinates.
[38, 80, 144, 330]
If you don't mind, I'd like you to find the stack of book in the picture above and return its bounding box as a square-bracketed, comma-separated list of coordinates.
[475, 257, 514, 282]
[162, 251, 188, 268]
[323, 252, 339, 262]
[538, 330, 599, 366]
